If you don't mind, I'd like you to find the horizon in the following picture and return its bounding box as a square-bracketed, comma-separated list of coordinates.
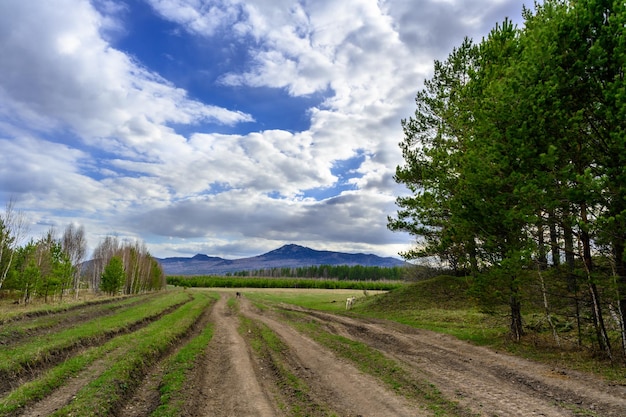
[0, 0, 527, 260]
[158, 243, 405, 261]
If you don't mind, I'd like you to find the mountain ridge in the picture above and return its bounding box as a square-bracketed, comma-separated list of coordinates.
[157, 244, 405, 275]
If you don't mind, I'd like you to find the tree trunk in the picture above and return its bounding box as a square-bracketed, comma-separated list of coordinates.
[580, 203, 612, 360]
[612, 239, 626, 356]
[548, 209, 560, 267]
[509, 281, 523, 341]
[563, 218, 582, 345]
[537, 220, 548, 270]
[538, 264, 560, 346]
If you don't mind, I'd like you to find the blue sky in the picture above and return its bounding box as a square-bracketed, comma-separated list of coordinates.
[0, 0, 528, 260]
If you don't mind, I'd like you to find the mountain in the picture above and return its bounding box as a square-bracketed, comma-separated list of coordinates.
[157, 244, 406, 275]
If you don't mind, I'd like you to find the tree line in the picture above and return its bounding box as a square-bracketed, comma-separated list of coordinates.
[389, 0, 626, 360]
[227, 264, 406, 281]
[0, 202, 165, 303]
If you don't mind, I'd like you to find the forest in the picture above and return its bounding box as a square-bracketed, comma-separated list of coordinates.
[0, 203, 165, 303]
[226, 264, 406, 280]
[388, 0, 626, 360]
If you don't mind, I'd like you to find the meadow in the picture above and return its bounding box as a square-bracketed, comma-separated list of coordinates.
[0, 277, 624, 416]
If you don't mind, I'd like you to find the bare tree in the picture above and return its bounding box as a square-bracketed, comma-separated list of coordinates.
[0, 199, 28, 290]
[90, 235, 119, 292]
[61, 224, 87, 298]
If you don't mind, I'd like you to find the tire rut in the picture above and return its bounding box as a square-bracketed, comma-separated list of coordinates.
[188, 295, 279, 417]
[118, 298, 217, 417]
[240, 298, 429, 417]
[290, 307, 626, 417]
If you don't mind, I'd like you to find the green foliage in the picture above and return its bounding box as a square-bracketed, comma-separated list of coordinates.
[100, 256, 125, 295]
[228, 264, 407, 280]
[1, 227, 165, 302]
[390, 0, 626, 354]
[167, 276, 403, 291]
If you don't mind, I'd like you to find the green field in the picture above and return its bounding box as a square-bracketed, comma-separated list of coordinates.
[0, 277, 623, 415]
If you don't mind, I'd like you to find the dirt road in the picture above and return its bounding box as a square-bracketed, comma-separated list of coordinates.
[184, 294, 625, 417]
[12, 292, 625, 416]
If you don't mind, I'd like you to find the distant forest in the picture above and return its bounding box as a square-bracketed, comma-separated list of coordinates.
[226, 264, 407, 281]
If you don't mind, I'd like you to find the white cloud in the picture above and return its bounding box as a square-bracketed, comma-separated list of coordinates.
[0, 0, 252, 153]
[0, 0, 528, 259]
[145, 0, 243, 36]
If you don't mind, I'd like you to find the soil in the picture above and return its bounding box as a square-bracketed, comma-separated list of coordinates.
[0, 295, 188, 397]
[281, 306, 626, 417]
[7, 291, 626, 417]
[183, 294, 626, 417]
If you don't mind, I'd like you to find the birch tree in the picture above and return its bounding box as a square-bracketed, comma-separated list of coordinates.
[0, 200, 28, 290]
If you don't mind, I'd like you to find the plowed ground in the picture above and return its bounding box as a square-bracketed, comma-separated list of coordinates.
[3, 290, 626, 417]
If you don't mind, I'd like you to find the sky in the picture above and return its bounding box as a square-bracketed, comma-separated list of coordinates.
[0, 0, 530, 260]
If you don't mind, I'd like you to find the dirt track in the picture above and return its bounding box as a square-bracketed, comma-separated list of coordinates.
[184, 294, 626, 417]
[11, 292, 626, 416]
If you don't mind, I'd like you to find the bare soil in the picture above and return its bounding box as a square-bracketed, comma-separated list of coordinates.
[283, 306, 626, 417]
[6, 291, 626, 417]
[184, 294, 626, 417]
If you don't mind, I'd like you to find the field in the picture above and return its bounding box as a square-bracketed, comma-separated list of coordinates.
[1, 285, 625, 417]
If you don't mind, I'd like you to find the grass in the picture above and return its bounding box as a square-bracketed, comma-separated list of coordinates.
[151, 292, 219, 417]
[244, 288, 379, 312]
[0, 293, 139, 324]
[0, 291, 205, 416]
[277, 308, 473, 417]
[0, 295, 149, 343]
[248, 277, 625, 385]
[49, 292, 213, 417]
[0, 338, 122, 415]
[357, 277, 626, 383]
[0, 291, 191, 378]
[169, 275, 403, 291]
[238, 310, 336, 417]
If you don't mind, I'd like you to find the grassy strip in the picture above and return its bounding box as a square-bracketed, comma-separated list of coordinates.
[0, 292, 198, 416]
[49, 292, 212, 417]
[168, 276, 403, 291]
[0, 291, 191, 378]
[0, 341, 120, 415]
[150, 293, 219, 417]
[278, 308, 474, 417]
[0, 293, 142, 325]
[0, 295, 150, 344]
[238, 314, 336, 416]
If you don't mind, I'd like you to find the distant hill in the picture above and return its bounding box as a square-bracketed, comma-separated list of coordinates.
[157, 244, 406, 275]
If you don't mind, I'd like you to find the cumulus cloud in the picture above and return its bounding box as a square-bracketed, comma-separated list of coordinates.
[0, 0, 252, 149]
[128, 188, 405, 249]
[0, 0, 528, 259]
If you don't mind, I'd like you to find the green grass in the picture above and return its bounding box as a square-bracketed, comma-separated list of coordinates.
[168, 275, 403, 291]
[244, 289, 373, 312]
[357, 277, 626, 383]
[0, 293, 140, 324]
[238, 313, 336, 417]
[277, 308, 472, 417]
[258, 276, 626, 385]
[0, 291, 191, 378]
[244, 276, 624, 385]
[0, 338, 122, 415]
[151, 293, 219, 417]
[354, 276, 508, 344]
[49, 292, 212, 417]
[0, 295, 150, 343]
